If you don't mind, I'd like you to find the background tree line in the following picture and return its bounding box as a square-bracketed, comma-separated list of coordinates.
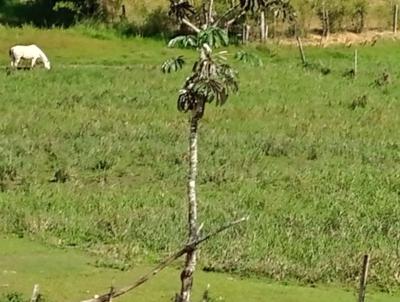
[0, 0, 399, 39]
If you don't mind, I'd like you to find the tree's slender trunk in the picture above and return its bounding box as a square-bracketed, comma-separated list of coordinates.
[260, 10, 266, 42]
[325, 9, 330, 38]
[120, 4, 126, 21]
[246, 24, 251, 43]
[242, 23, 251, 44]
[182, 18, 201, 33]
[203, 2, 209, 26]
[178, 116, 199, 302]
[208, 0, 214, 24]
[322, 1, 330, 39]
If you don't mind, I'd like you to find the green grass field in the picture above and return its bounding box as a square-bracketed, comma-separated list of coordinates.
[0, 236, 398, 302]
[0, 26, 400, 297]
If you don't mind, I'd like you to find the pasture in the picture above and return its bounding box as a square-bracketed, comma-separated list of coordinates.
[0, 26, 400, 297]
[0, 236, 398, 302]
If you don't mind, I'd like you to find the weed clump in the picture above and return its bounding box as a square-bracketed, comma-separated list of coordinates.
[0, 292, 46, 302]
[373, 71, 391, 87]
[49, 168, 69, 183]
[343, 68, 355, 78]
[306, 146, 318, 161]
[94, 159, 113, 171]
[349, 94, 367, 110]
[303, 61, 331, 75]
[0, 164, 17, 182]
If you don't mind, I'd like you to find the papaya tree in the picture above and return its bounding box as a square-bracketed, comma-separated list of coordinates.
[163, 43, 238, 302]
[164, 3, 295, 302]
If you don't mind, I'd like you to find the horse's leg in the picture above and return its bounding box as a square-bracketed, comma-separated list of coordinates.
[9, 49, 15, 69]
[14, 57, 21, 69]
[31, 57, 38, 69]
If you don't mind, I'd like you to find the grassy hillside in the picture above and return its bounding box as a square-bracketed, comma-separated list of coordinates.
[0, 26, 400, 291]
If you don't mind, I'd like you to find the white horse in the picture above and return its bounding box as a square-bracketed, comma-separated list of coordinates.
[9, 45, 51, 70]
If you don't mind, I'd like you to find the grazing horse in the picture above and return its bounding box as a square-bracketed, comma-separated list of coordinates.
[9, 45, 51, 70]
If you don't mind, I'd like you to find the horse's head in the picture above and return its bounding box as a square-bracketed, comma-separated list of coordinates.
[44, 60, 51, 70]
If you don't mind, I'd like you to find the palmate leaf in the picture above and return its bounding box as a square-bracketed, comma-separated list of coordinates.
[193, 79, 226, 105]
[168, 27, 229, 50]
[269, 0, 297, 22]
[161, 56, 186, 73]
[176, 45, 238, 117]
[177, 88, 198, 112]
[239, 0, 296, 22]
[197, 27, 229, 49]
[218, 63, 239, 93]
[234, 51, 263, 67]
[168, 35, 198, 49]
[168, 0, 196, 21]
[240, 0, 277, 11]
[163, 44, 238, 118]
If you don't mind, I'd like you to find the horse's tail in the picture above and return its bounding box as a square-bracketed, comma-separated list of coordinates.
[9, 46, 16, 58]
[9, 47, 15, 63]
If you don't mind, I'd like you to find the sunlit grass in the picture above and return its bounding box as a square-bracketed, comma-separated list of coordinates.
[1, 236, 399, 302]
[0, 27, 399, 292]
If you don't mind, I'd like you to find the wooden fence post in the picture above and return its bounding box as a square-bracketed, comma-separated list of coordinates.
[358, 254, 370, 302]
[393, 4, 399, 34]
[354, 49, 358, 78]
[273, 14, 277, 38]
[30, 284, 40, 302]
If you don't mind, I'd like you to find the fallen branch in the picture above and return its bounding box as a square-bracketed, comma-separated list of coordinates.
[80, 216, 249, 302]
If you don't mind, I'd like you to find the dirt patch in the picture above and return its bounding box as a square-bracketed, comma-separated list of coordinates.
[279, 30, 400, 47]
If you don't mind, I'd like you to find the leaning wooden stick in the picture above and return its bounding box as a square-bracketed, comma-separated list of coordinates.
[358, 254, 370, 302]
[393, 4, 399, 34]
[296, 36, 306, 65]
[80, 216, 249, 302]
